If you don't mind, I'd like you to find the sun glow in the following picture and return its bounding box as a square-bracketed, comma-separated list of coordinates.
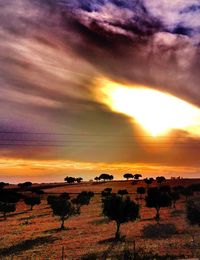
[96, 79, 200, 137]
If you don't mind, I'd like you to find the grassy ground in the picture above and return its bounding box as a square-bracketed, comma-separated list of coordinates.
[0, 179, 200, 259]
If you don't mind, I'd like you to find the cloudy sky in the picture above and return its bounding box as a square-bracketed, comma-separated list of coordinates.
[0, 0, 200, 182]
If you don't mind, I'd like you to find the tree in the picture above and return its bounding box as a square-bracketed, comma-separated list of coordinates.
[123, 173, 134, 180]
[101, 188, 112, 197]
[117, 189, 128, 196]
[156, 176, 166, 186]
[108, 175, 114, 181]
[72, 191, 94, 211]
[18, 182, 32, 189]
[47, 195, 57, 206]
[0, 202, 16, 219]
[186, 200, 200, 226]
[60, 192, 70, 200]
[144, 178, 154, 187]
[50, 198, 76, 229]
[0, 190, 21, 203]
[94, 176, 100, 182]
[24, 196, 41, 210]
[137, 187, 146, 200]
[64, 176, 76, 184]
[0, 182, 8, 190]
[171, 191, 180, 208]
[181, 187, 193, 201]
[76, 177, 83, 183]
[99, 173, 111, 182]
[134, 174, 142, 180]
[102, 194, 139, 240]
[145, 187, 171, 222]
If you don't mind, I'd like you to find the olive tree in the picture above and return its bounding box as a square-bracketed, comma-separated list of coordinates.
[0, 202, 16, 219]
[145, 187, 171, 222]
[24, 196, 41, 210]
[102, 194, 139, 240]
[123, 173, 134, 180]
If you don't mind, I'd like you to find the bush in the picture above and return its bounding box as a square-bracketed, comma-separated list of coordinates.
[142, 223, 177, 239]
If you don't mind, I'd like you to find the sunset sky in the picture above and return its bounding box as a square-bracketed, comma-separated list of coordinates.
[0, 0, 200, 183]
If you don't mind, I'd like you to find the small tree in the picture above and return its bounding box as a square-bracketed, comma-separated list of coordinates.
[137, 187, 146, 200]
[144, 178, 154, 188]
[99, 173, 110, 182]
[24, 196, 41, 210]
[145, 187, 171, 222]
[50, 198, 76, 229]
[134, 174, 142, 180]
[60, 192, 70, 200]
[102, 194, 139, 240]
[117, 189, 128, 196]
[156, 176, 166, 186]
[171, 191, 180, 208]
[101, 188, 112, 198]
[0, 202, 16, 219]
[123, 173, 134, 180]
[181, 187, 193, 201]
[72, 191, 94, 211]
[186, 200, 200, 226]
[94, 176, 100, 182]
[64, 176, 76, 184]
[76, 177, 83, 183]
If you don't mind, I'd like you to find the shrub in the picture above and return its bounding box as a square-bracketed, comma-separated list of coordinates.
[142, 223, 177, 239]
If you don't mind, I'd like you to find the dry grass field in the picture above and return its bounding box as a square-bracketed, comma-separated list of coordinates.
[0, 179, 200, 259]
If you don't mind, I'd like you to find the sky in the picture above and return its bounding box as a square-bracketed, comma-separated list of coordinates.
[0, 0, 200, 183]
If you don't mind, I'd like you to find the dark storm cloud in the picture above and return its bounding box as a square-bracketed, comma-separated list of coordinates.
[0, 0, 200, 165]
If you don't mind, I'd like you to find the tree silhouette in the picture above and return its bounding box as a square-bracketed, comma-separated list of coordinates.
[156, 176, 166, 186]
[99, 174, 112, 181]
[24, 196, 41, 210]
[0, 202, 16, 219]
[145, 187, 171, 222]
[0, 182, 8, 190]
[60, 192, 70, 200]
[123, 173, 134, 180]
[0, 190, 21, 204]
[72, 191, 94, 212]
[137, 187, 146, 200]
[186, 199, 200, 226]
[101, 188, 112, 197]
[181, 187, 193, 201]
[50, 198, 76, 229]
[102, 194, 139, 240]
[171, 191, 180, 208]
[144, 178, 154, 188]
[134, 174, 142, 180]
[18, 182, 32, 189]
[76, 177, 83, 183]
[94, 176, 100, 182]
[64, 176, 76, 184]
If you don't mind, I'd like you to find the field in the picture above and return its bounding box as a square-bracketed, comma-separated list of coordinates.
[0, 179, 200, 259]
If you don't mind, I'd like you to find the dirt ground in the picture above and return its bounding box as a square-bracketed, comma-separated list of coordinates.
[0, 179, 200, 259]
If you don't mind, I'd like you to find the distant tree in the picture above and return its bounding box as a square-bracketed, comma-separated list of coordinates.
[186, 199, 200, 226]
[102, 194, 139, 240]
[144, 178, 154, 188]
[145, 187, 171, 222]
[156, 176, 166, 186]
[76, 177, 83, 183]
[101, 188, 112, 197]
[181, 187, 194, 201]
[94, 176, 100, 182]
[171, 191, 180, 208]
[0, 202, 16, 219]
[18, 182, 32, 188]
[50, 198, 76, 229]
[24, 196, 41, 210]
[123, 173, 134, 180]
[117, 189, 128, 196]
[64, 176, 76, 184]
[134, 174, 142, 180]
[0, 182, 8, 190]
[137, 187, 146, 200]
[108, 175, 114, 181]
[99, 174, 111, 182]
[60, 192, 70, 200]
